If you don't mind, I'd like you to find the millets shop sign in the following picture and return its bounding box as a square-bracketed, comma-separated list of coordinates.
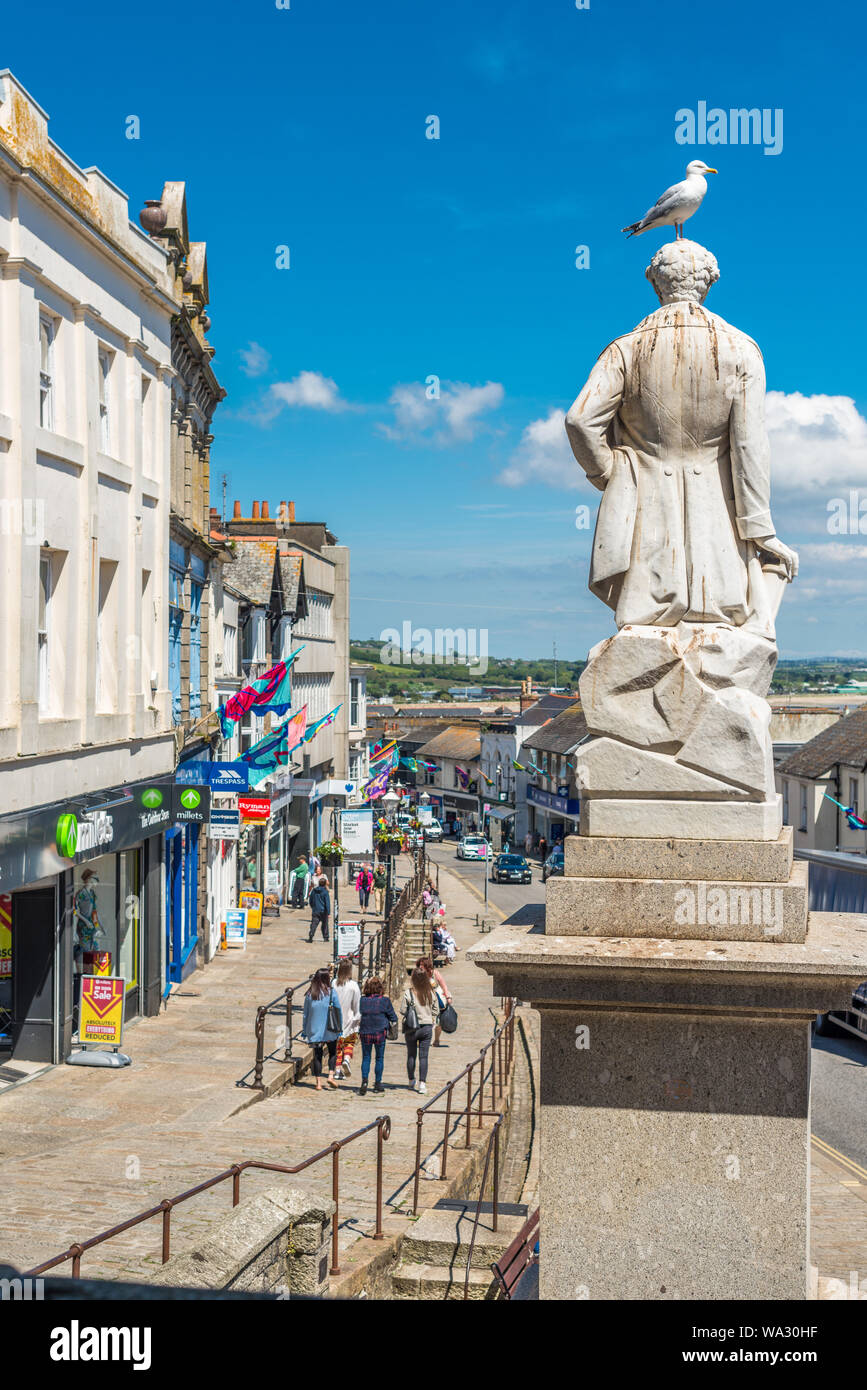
[0, 780, 210, 892]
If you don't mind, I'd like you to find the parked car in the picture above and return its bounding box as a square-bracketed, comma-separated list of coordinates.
[492, 853, 532, 885]
[541, 845, 564, 882]
[815, 980, 867, 1039]
[423, 818, 444, 841]
[458, 835, 490, 861]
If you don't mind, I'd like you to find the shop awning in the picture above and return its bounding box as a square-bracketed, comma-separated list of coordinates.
[485, 805, 515, 820]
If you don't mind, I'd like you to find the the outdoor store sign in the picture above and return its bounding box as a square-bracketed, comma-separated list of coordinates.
[0, 777, 208, 893]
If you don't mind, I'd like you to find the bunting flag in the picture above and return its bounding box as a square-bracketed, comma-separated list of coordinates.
[238, 709, 305, 788]
[477, 768, 494, 787]
[218, 650, 304, 740]
[370, 739, 398, 765]
[400, 755, 419, 772]
[455, 766, 470, 789]
[371, 746, 399, 772]
[512, 759, 526, 772]
[279, 704, 309, 758]
[301, 704, 342, 745]
[363, 767, 391, 800]
[823, 792, 867, 829]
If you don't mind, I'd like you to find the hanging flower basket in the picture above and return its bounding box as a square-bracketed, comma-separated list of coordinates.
[375, 830, 403, 855]
[316, 838, 345, 866]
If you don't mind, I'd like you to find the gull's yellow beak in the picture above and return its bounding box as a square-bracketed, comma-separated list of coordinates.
[706, 167, 718, 174]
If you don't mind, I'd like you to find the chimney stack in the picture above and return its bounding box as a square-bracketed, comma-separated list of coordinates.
[233, 500, 241, 519]
[252, 501, 260, 519]
[288, 500, 296, 523]
[262, 501, 270, 518]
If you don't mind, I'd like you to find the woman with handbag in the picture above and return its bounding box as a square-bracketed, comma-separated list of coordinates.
[334, 957, 361, 1080]
[416, 956, 453, 1046]
[302, 967, 343, 1091]
[400, 967, 441, 1094]
[357, 976, 398, 1095]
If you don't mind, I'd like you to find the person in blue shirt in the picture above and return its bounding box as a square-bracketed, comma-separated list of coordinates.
[357, 976, 398, 1095]
[307, 876, 331, 942]
[302, 968, 343, 1090]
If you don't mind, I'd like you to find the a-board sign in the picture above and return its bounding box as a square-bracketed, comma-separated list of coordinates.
[225, 908, 248, 948]
[79, 975, 125, 1047]
[238, 890, 263, 934]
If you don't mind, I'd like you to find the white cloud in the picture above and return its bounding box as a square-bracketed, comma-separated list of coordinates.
[766, 392, 867, 493]
[250, 371, 351, 423]
[379, 380, 504, 444]
[498, 408, 575, 488]
[238, 342, 270, 378]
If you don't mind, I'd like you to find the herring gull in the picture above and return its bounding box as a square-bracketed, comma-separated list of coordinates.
[622, 160, 717, 239]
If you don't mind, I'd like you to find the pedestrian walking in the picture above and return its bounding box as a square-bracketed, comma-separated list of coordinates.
[358, 976, 398, 1095]
[355, 863, 373, 910]
[291, 855, 309, 908]
[372, 864, 386, 915]
[538, 835, 548, 864]
[307, 875, 331, 942]
[301, 968, 342, 1091]
[421, 884, 432, 921]
[524, 831, 533, 857]
[400, 967, 441, 1094]
[334, 957, 361, 1080]
[416, 956, 452, 1046]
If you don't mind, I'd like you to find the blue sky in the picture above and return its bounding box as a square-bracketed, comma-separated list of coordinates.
[9, 0, 867, 658]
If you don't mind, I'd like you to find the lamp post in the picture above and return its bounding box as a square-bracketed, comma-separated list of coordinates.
[381, 786, 399, 922]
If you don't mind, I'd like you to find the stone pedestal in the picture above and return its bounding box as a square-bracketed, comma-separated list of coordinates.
[469, 833, 867, 1301]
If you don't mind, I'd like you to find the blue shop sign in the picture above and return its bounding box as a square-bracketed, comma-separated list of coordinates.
[527, 784, 581, 816]
[176, 761, 249, 792]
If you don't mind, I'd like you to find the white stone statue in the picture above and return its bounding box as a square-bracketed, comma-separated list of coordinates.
[565, 241, 798, 823]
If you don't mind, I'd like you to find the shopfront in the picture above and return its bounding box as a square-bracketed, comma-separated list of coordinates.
[526, 784, 581, 847]
[0, 779, 169, 1066]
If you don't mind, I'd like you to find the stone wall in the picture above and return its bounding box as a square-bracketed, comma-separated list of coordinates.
[150, 1186, 335, 1297]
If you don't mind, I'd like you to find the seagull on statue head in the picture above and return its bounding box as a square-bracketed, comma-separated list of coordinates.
[622, 161, 717, 239]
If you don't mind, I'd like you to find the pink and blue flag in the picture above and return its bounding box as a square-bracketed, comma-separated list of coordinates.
[218, 649, 304, 740]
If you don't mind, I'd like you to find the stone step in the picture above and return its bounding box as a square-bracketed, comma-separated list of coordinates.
[401, 1207, 526, 1269]
[391, 1260, 498, 1300]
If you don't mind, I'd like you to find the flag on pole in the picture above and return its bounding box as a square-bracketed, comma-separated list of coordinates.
[301, 704, 342, 745]
[363, 767, 391, 800]
[370, 739, 398, 765]
[237, 709, 306, 788]
[512, 759, 526, 772]
[217, 650, 305, 739]
[399, 756, 418, 772]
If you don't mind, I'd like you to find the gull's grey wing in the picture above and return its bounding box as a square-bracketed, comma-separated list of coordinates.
[640, 178, 687, 223]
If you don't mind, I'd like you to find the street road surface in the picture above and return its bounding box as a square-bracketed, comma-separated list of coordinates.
[430, 841, 867, 1175]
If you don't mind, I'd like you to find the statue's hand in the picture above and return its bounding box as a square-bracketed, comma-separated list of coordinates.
[757, 535, 799, 581]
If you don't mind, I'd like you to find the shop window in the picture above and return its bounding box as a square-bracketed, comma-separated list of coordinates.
[72, 850, 141, 992]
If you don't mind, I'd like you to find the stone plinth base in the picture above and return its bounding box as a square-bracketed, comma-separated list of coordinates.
[468, 911, 867, 1300]
[580, 795, 782, 840]
[564, 826, 794, 882]
[547, 857, 807, 942]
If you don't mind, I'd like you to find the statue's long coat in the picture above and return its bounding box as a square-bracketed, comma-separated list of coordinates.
[566, 301, 777, 638]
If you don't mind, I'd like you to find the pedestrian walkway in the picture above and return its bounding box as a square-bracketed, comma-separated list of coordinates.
[0, 855, 506, 1282]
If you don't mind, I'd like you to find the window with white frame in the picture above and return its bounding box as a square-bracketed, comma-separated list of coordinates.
[849, 778, 859, 816]
[39, 314, 55, 429]
[141, 374, 153, 474]
[96, 559, 119, 712]
[292, 589, 333, 640]
[38, 550, 52, 712]
[782, 779, 789, 825]
[98, 347, 113, 454]
[223, 622, 238, 677]
[291, 670, 333, 723]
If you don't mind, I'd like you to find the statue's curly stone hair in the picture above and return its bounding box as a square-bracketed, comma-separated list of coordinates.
[646, 240, 720, 305]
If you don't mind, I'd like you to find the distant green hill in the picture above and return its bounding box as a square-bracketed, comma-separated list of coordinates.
[350, 639, 584, 699]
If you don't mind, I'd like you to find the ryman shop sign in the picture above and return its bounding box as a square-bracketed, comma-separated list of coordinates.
[0, 778, 209, 893]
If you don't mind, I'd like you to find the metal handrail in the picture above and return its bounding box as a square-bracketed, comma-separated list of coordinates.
[463, 1113, 502, 1300]
[24, 1114, 391, 1281]
[411, 1001, 516, 1213]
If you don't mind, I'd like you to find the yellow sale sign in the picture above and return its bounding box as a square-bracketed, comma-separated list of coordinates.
[239, 890, 263, 935]
[79, 975, 125, 1047]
